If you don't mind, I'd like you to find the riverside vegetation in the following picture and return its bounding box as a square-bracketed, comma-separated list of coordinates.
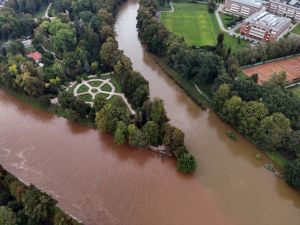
[137, 0, 300, 189]
[0, 0, 196, 173]
[0, 164, 81, 225]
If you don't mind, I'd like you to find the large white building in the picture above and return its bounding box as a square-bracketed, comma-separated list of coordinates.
[224, 0, 264, 17]
[268, 0, 300, 21]
[240, 11, 291, 42]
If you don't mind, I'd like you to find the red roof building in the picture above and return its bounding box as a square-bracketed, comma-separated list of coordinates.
[26, 52, 42, 62]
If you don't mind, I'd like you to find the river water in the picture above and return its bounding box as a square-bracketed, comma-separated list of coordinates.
[0, 1, 299, 225]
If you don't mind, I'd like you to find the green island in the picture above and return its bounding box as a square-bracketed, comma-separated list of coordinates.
[138, 0, 300, 190]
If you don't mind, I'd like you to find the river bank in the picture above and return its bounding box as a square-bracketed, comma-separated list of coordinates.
[115, 0, 300, 224]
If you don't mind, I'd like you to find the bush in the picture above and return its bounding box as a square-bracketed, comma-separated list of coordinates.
[38, 96, 51, 107]
[285, 159, 300, 189]
[176, 153, 196, 174]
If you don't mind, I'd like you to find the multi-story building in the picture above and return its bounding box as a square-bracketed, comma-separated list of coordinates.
[224, 0, 264, 17]
[240, 11, 291, 42]
[267, 0, 300, 21]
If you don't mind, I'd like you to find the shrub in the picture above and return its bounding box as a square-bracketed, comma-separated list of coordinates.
[176, 153, 196, 174]
[38, 96, 51, 107]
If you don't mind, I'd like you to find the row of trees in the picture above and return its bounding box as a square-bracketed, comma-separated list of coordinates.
[0, 7, 35, 40]
[213, 79, 300, 189]
[137, 0, 300, 187]
[236, 38, 300, 66]
[137, 0, 226, 88]
[0, 165, 80, 225]
[6, 0, 49, 15]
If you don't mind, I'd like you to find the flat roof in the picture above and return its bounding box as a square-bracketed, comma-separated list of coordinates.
[244, 10, 291, 31]
[231, 0, 263, 8]
[269, 0, 300, 9]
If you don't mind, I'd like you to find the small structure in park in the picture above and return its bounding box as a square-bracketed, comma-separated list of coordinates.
[26, 51, 44, 67]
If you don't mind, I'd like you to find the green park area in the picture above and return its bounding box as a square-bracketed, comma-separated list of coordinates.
[220, 12, 237, 28]
[160, 3, 248, 53]
[291, 23, 300, 35]
[290, 85, 300, 98]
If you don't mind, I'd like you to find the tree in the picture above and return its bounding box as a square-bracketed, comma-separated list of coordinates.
[283, 130, 300, 155]
[221, 96, 244, 126]
[95, 103, 130, 134]
[213, 83, 230, 112]
[114, 121, 127, 145]
[238, 101, 269, 136]
[208, 0, 217, 13]
[100, 37, 121, 70]
[58, 91, 75, 108]
[127, 124, 148, 148]
[0, 206, 17, 225]
[22, 185, 56, 222]
[163, 124, 184, 153]
[142, 121, 161, 146]
[150, 98, 168, 126]
[177, 153, 196, 174]
[93, 95, 107, 112]
[285, 159, 300, 189]
[255, 113, 290, 150]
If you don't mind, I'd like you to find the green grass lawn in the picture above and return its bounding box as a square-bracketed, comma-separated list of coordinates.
[78, 93, 92, 102]
[219, 12, 236, 28]
[161, 3, 248, 53]
[291, 23, 300, 35]
[290, 85, 300, 97]
[265, 151, 289, 169]
[77, 84, 89, 93]
[88, 80, 102, 87]
[101, 83, 112, 92]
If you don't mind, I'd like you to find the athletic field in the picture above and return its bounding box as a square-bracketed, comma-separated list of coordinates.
[160, 3, 248, 52]
[242, 56, 300, 84]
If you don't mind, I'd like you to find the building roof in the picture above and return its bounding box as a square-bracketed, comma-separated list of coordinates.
[26, 52, 42, 62]
[244, 10, 291, 31]
[270, 0, 300, 9]
[231, 0, 263, 8]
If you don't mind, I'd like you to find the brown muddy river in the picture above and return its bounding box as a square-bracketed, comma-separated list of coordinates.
[0, 0, 299, 225]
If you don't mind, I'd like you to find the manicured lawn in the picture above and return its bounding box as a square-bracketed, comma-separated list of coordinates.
[96, 93, 109, 99]
[101, 83, 112, 92]
[88, 80, 102, 87]
[291, 23, 300, 35]
[220, 12, 237, 28]
[78, 93, 92, 102]
[161, 3, 248, 53]
[77, 84, 89, 93]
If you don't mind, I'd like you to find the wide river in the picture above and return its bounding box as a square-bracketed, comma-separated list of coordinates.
[0, 0, 299, 224]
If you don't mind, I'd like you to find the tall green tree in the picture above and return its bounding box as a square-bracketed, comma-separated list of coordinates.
[0, 206, 17, 225]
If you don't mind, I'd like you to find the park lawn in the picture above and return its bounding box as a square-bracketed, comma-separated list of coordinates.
[78, 93, 92, 102]
[291, 23, 300, 35]
[290, 85, 300, 98]
[101, 83, 112, 92]
[219, 12, 236, 28]
[161, 3, 248, 53]
[77, 84, 89, 93]
[88, 80, 102, 87]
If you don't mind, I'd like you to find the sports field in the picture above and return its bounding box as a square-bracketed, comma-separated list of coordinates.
[242, 56, 300, 84]
[160, 3, 248, 52]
